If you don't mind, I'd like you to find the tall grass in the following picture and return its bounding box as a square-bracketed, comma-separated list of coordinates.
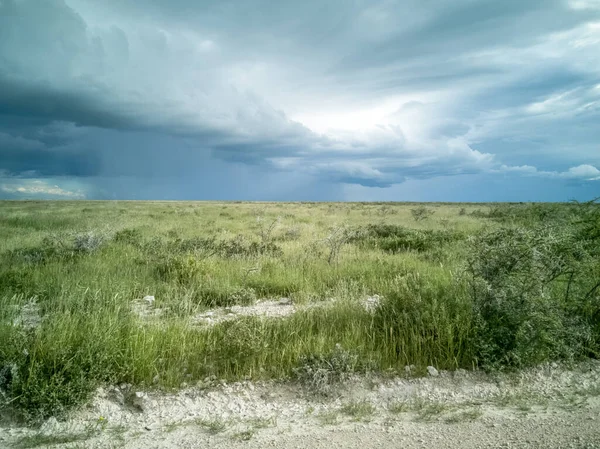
[0, 200, 598, 422]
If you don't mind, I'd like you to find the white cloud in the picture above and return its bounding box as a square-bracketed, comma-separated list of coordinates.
[498, 164, 600, 181]
[569, 0, 600, 10]
[564, 164, 600, 180]
[0, 180, 86, 198]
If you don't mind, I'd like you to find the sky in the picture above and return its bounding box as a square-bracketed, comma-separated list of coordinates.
[0, 0, 599, 201]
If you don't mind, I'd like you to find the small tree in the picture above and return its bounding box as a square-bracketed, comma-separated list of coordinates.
[324, 225, 361, 265]
[411, 206, 434, 222]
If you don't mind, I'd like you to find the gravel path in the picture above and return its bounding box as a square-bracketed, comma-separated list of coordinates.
[3, 361, 600, 448]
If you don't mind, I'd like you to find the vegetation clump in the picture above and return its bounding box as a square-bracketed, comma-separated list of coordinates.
[466, 212, 600, 369]
[353, 223, 463, 253]
[293, 344, 358, 395]
[0, 200, 598, 423]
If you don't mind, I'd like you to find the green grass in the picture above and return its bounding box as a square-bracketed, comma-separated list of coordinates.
[0, 200, 598, 423]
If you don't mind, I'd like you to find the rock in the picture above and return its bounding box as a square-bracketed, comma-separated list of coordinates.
[427, 366, 439, 377]
[405, 365, 416, 374]
[279, 298, 292, 305]
[143, 296, 155, 304]
[363, 295, 381, 313]
[133, 391, 150, 411]
[15, 300, 42, 330]
[40, 417, 59, 434]
[109, 387, 125, 405]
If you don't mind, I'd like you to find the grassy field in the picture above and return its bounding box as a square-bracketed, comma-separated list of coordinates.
[0, 200, 599, 422]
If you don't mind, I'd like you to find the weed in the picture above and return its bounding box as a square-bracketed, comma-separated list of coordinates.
[414, 402, 450, 422]
[164, 421, 185, 433]
[231, 429, 255, 441]
[247, 416, 277, 428]
[444, 408, 483, 423]
[316, 410, 340, 426]
[196, 417, 230, 434]
[340, 400, 375, 421]
[387, 400, 409, 414]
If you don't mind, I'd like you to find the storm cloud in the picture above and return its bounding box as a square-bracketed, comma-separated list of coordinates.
[0, 0, 599, 200]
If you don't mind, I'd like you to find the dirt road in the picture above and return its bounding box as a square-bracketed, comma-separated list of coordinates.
[3, 361, 600, 448]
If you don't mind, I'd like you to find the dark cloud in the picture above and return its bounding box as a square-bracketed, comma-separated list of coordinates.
[0, 146, 98, 177]
[0, 0, 598, 200]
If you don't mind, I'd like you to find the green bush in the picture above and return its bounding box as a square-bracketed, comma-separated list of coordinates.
[0, 310, 133, 423]
[465, 226, 599, 370]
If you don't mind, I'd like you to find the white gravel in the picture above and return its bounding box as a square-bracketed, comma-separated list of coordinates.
[2, 361, 600, 448]
[192, 299, 297, 325]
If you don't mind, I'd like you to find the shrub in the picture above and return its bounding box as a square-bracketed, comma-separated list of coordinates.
[411, 206, 435, 221]
[572, 198, 600, 244]
[293, 344, 358, 396]
[256, 216, 281, 244]
[7, 230, 110, 265]
[323, 225, 362, 264]
[465, 226, 599, 370]
[216, 235, 283, 259]
[0, 321, 109, 423]
[72, 231, 107, 253]
[472, 202, 577, 225]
